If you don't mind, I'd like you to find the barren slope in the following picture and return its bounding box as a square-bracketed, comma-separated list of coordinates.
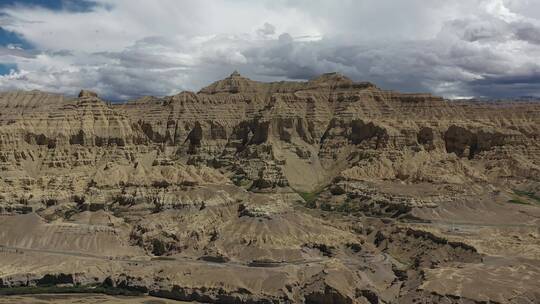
[0, 72, 539, 303]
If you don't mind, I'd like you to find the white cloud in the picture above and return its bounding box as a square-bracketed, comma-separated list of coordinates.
[1, 0, 540, 99]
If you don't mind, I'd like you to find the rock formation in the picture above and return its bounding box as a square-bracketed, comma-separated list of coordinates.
[0, 72, 539, 303]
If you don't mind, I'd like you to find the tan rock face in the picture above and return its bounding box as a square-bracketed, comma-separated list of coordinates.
[0, 73, 539, 303]
[117, 72, 540, 191]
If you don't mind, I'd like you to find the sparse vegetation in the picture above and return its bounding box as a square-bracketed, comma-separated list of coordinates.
[151, 256, 176, 261]
[298, 191, 318, 203]
[513, 189, 540, 204]
[233, 176, 252, 188]
[508, 189, 540, 205]
[297, 189, 325, 207]
[0, 285, 143, 296]
[508, 198, 529, 205]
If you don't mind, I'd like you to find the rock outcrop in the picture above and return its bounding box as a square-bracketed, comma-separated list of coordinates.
[0, 72, 539, 304]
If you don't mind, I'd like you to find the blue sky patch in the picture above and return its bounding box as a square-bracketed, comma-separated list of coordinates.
[0, 0, 97, 12]
[0, 1, 100, 50]
[0, 63, 17, 75]
[0, 27, 33, 49]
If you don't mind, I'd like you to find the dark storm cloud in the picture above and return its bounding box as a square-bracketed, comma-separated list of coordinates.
[514, 23, 540, 44]
[467, 71, 540, 97]
[474, 72, 540, 85]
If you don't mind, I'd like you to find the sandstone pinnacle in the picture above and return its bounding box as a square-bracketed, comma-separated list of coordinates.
[78, 89, 98, 98]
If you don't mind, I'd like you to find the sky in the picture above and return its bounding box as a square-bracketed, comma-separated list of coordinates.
[1, 0, 540, 100]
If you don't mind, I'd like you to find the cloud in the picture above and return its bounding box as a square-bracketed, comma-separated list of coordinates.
[514, 22, 540, 44]
[469, 72, 540, 98]
[0, 0, 539, 100]
[257, 23, 276, 37]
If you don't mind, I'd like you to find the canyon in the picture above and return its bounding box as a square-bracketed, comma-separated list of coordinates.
[0, 71, 539, 303]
